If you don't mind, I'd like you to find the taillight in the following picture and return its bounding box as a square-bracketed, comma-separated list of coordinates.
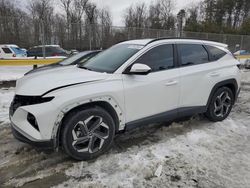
[52, 53, 59, 56]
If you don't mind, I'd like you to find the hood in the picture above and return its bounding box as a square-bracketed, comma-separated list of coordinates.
[16, 66, 109, 96]
[25, 63, 62, 75]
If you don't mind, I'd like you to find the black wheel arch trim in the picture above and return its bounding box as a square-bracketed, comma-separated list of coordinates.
[206, 78, 238, 109]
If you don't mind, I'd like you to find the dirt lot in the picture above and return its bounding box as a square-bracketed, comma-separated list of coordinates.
[0, 70, 250, 188]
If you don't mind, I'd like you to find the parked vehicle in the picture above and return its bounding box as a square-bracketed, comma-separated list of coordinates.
[10, 39, 241, 160]
[70, 49, 79, 55]
[27, 45, 68, 58]
[245, 59, 250, 69]
[0, 44, 27, 58]
[25, 50, 101, 75]
[234, 50, 250, 55]
[234, 50, 250, 68]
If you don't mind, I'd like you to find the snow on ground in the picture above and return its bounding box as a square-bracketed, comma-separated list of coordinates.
[0, 66, 32, 81]
[0, 87, 14, 127]
[0, 70, 249, 188]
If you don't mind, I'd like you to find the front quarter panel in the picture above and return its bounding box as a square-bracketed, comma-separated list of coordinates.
[45, 74, 125, 140]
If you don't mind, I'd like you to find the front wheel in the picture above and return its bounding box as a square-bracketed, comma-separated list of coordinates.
[205, 87, 234, 122]
[61, 107, 115, 160]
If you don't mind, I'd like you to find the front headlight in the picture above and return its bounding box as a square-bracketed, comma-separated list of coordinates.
[10, 95, 54, 116]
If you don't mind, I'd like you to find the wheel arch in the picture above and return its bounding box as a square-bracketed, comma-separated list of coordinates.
[51, 96, 125, 149]
[206, 79, 238, 109]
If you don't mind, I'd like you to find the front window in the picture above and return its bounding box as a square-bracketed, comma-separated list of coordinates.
[133, 44, 174, 72]
[79, 44, 143, 73]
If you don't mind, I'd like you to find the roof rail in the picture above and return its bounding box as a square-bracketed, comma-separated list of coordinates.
[146, 37, 225, 45]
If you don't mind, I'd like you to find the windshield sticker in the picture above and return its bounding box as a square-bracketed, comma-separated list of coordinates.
[127, 45, 143, 50]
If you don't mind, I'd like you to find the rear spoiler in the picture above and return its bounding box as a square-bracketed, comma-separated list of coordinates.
[204, 41, 228, 49]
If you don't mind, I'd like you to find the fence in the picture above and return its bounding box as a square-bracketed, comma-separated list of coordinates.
[0, 22, 250, 53]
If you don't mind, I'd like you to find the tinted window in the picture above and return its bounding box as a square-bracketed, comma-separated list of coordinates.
[179, 44, 209, 66]
[80, 44, 142, 73]
[134, 44, 174, 72]
[206, 45, 227, 61]
[2, 47, 12, 53]
[47, 47, 65, 53]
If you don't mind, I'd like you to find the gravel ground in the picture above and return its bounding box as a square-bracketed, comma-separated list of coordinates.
[0, 70, 249, 188]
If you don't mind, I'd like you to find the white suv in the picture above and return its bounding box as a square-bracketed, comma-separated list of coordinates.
[10, 39, 241, 160]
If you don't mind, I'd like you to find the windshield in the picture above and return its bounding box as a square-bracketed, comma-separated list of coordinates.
[79, 44, 143, 73]
[59, 52, 89, 65]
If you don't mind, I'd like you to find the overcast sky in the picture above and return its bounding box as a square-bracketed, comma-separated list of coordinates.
[20, 0, 201, 26]
[91, 0, 201, 26]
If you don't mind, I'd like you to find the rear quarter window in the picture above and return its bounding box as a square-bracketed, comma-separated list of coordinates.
[206, 45, 227, 61]
[2, 47, 12, 53]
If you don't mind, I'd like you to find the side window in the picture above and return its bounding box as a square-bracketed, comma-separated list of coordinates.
[206, 45, 227, 61]
[134, 44, 174, 72]
[2, 47, 12, 54]
[179, 44, 209, 66]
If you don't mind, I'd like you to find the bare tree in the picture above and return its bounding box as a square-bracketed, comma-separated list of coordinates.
[124, 3, 148, 38]
[28, 0, 54, 44]
[98, 7, 112, 48]
[148, 2, 162, 29]
[158, 0, 175, 30]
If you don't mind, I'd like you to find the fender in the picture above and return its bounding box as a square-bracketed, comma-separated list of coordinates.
[206, 79, 238, 109]
[51, 95, 125, 149]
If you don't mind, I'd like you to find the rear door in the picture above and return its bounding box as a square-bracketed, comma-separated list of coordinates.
[177, 43, 226, 110]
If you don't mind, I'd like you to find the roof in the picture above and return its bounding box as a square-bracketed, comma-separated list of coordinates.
[120, 39, 154, 46]
[0, 44, 19, 48]
[119, 38, 228, 48]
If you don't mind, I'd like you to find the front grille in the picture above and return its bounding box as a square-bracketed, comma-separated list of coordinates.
[9, 95, 54, 116]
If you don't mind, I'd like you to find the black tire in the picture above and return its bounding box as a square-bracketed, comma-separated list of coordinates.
[61, 106, 115, 160]
[205, 87, 234, 122]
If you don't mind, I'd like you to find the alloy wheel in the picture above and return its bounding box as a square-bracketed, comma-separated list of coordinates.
[71, 115, 109, 153]
[213, 91, 232, 117]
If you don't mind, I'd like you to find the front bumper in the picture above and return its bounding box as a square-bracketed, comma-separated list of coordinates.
[11, 122, 54, 150]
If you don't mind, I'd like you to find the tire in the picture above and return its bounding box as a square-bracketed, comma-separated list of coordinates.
[61, 106, 115, 160]
[205, 87, 234, 122]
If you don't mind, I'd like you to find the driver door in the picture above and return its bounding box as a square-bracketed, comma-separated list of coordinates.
[122, 44, 180, 125]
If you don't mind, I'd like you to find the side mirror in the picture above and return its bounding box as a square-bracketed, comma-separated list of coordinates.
[129, 63, 151, 75]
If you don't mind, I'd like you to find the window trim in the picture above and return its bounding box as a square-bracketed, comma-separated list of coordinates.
[123, 43, 178, 74]
[177, 43, 211, 67]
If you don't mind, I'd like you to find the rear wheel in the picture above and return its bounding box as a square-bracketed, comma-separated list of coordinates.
[61, 107, 115, 160]
[205, 87, 234, 122]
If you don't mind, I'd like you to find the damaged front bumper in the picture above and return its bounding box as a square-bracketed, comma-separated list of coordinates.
[11, 122, 54, 150]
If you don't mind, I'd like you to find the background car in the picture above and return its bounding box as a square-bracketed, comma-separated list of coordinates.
[234, 50, 250, 55]
[27, 45, 68, 58]
[0, 44, 27, 59]
[234, 50, 250, 68]
[245, 59, 250, 69]
[25, 50, 101, 75]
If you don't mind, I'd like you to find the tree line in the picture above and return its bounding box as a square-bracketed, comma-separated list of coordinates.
[0, 0, 113, 50]
[0, 0, 249, 50]
[124, 0, 250, 35]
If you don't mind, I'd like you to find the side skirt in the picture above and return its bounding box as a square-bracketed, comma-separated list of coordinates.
[125, 106, 206, 131]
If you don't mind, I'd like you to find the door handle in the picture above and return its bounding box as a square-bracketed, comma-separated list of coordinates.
[209, 72, 220, 77]
[165, 80, 178, 86]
